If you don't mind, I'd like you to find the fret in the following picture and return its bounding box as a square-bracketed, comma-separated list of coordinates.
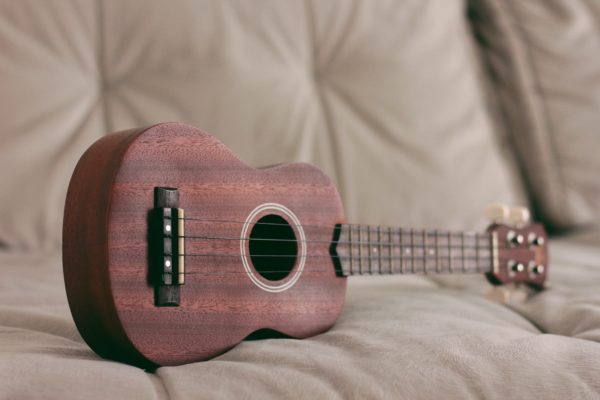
[415, 229, 421, 274]
[373, 226, 381, 275]
[366, 226, 371, 275]
[476, 233, 484, 273]
[424, 230, 437, 274]
[370, 227, 376, 275]
[366, 226, 371, 274]
[435, 231, 447, 273]
[467, 233, 478, 272]
[461, 232, 466, 273]
[451, 232, 462, 273]
[477, 233, 492, 273]
[350, 225, 357, 275]
[372, 226, 378, 274]
[368, 226, 377, 275]
[350, 225, 360, 274]
[410, 229, 415, 274]
[370, 226, 376, 274]
[368, 226, 374, 274]
[358, 225, 363, 275]
[377, 226, 382, 274]
[419, 230, 425, 274]
[453, 233, 461, 271]
[399, 228, 404, 274]
[478, 235, 492, 252]
[348, 225, 353, 275]
[334, 224, 494, 277]
[413, 229, 424, 274]
[364, 226, 369, 274]
[434, 230, 440, 273]
[480, 234, 492, 269]
[388, 227, 393, 274]
[422, 230, 428, 274]
[448, 232, 454, 273]
[364, 225, 369, 274]
[401, 229, 412, 274]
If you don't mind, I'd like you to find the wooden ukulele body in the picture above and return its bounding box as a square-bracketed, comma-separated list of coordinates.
[63, 122, 347, 368]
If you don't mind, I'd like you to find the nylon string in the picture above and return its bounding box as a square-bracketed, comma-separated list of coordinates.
[156, 217, 535, 277]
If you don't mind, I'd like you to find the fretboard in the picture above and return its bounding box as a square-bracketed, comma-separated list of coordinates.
[333, 224, 493, 277]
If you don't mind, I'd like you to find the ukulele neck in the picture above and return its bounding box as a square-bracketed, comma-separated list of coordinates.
[333, 224, 494, 277]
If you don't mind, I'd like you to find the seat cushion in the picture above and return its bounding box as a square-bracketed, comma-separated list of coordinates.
[1, 233, 599, 398]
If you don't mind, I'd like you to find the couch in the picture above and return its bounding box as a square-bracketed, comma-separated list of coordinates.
[1, 0, 599, 398]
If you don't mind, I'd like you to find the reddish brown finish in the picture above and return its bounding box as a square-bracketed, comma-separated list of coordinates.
[64, 122, 550, 368]
[63, 123, 347, 367]
[63, 127, 152, 368]
[486, 224, 548, 288]
[334, 223, 548, 288]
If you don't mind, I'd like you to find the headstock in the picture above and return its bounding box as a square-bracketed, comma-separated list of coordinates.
[484, 204, 548, 288]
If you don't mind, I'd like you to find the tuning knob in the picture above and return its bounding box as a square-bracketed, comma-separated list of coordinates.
[528, 232, 545, 247]
[528, 261, 545, 276]
[508, 260, 525, 274]
[508, 206, 530, 227]
[507, 230, 525, 246]
[485, 203, 509, 224]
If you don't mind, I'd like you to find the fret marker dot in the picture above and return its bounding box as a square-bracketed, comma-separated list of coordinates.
[165, 260, 171, 268]
[405, 249, 411, 254]
[429, 249, 435, 256]
[372, 247, 378, 253]
[166, 225, 172, 232]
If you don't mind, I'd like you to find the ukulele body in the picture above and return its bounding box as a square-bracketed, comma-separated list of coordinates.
[63, 122, 347, 368]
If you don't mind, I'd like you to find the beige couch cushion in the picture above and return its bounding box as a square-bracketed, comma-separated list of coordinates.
[1, 235, 600, 398]
[470, 0, 600, 229]
[0, 1, 104, 249]
[0, 0, 523, 250]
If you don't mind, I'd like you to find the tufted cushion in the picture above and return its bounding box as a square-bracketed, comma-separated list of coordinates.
[0, 0, 524, 250]
[470, 0, 600, 229]
[0, 1, 104, 249]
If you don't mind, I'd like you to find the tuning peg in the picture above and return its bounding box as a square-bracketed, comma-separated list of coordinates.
[508, 260, 525, 275]
[508, 206, 531, 227]
[484, 203, 509, 224]
[528, 261, 545, 277]
[527, 232, 545, 247]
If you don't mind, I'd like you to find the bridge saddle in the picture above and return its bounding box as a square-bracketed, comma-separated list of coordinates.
[153, 187, 185, 307]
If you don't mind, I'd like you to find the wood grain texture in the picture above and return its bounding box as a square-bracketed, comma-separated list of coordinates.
[63, 123, 347, 367]
[63, 127, 152, 368]
[335, 225, 493, 276]
[486, 224, 548, 288]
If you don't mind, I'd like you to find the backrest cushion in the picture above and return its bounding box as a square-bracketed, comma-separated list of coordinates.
[0, 0, 524, 250]
[470, 0, 600, 229]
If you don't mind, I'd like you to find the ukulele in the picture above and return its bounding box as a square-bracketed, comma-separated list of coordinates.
[63, 122, 548, 368]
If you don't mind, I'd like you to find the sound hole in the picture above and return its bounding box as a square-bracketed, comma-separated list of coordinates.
[249, 214, 297, 281]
